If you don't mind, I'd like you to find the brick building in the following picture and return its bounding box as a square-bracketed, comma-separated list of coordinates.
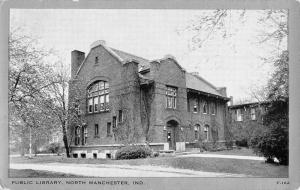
[228, 101, 270, 146]
[68, 40, 230, 159]
[228, 101, 270, 126]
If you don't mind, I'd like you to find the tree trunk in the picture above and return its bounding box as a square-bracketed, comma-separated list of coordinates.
[62, 120, 70, 157]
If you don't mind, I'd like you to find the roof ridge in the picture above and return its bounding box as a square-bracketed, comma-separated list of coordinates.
[187, 72, 218, 90]
[110, 48, 150, 62]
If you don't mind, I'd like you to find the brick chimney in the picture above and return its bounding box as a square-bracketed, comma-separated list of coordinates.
[229, 96, 233, 106]
[71, 50, 85, 79]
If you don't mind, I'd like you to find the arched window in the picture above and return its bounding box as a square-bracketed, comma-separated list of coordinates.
[82, 126, 88, 145]
[87, 81, 109, 113]
[204, 125, 209, 141]
[75, 126, 81, 145]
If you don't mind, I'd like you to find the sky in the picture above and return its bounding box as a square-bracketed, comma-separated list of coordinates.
[10, 9, 286, 103]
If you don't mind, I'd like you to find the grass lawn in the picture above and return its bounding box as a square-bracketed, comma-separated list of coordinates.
[9, 169, 87, 178]
[10, 150, 288, 178]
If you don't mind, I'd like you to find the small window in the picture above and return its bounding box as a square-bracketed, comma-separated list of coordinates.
[251, 108, 256, 120]
[73, 153, 78, 158]
[107, 122, 111, 136]
[95, 124, 99, 137]
[81, 153, 86, 158]
[193, 101, 198, 113]
[237, 109, 243, 121]
[95, 56, 99, 64]
[112, 116, 117, 128]
[118, 110, 123, 122]
[93, 153, 97, 159]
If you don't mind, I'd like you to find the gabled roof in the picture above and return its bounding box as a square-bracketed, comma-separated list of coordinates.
[111, 48, 151, 71]
[75, 42, 228, 99]
[76, 44, 150, 75]
[186, 73, 225, 98]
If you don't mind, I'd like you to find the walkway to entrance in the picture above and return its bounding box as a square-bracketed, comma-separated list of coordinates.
[10, 162, 250, 177]
[177, 153, 265, 161]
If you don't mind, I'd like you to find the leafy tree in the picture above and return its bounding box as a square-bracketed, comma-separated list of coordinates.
[250, 51, 288, 165]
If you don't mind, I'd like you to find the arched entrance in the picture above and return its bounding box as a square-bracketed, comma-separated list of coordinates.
[166, 120, 179, 150]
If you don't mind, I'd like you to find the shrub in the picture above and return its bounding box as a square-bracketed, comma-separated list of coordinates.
[47, 142, 62, 155]
[154, 151, 159, 157]
[235, 139, 248, 147]
[115, 145, 152, 160]
[250, 118, 288, 165]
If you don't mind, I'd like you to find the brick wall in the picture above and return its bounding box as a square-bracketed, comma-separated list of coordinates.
[68, 45, 229, 152]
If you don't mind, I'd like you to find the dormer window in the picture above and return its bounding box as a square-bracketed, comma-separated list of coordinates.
[87, 81, 109, 113]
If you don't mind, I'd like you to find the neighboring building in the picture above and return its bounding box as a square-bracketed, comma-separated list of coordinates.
[228, 101, 270, 125]
[68, 40, 230, 159]
[228, 101, 270, 146]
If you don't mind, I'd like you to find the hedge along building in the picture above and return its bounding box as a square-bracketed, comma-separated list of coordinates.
[68, 40, 230, 159]
[227, 101, 271, 146]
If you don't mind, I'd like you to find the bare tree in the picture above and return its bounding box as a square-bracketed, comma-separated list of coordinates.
[9, 29, 61, 156]
[37, 61, 85, 157]
[182, 10, 287, 56]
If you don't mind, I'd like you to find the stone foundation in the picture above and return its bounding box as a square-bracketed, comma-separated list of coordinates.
[70, 142, 169, 159]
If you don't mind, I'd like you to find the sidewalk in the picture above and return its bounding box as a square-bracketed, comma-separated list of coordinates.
[177, 153, 265, 161]
[10, 162, 250, 177]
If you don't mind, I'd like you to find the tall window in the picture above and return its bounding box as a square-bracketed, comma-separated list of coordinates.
[83, 126, 88, 145]
[211, 102, 216, 115]
[194, 125, 200, 140]
[75, 126, 80, 145]
[118, 110, 123, 122]
[250, 108, 256, 120]
[107, 122, 111, 136]
[95, 124, 99, 137]
[112, 116, 117, 128]
[87, 81, 109, 113]
[203, 101, 208, 114]
[204, 125, 209, 141]
[95, 56, 99, 64]
[166, 86, 177, 109]
[236, 109, 243, 121]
